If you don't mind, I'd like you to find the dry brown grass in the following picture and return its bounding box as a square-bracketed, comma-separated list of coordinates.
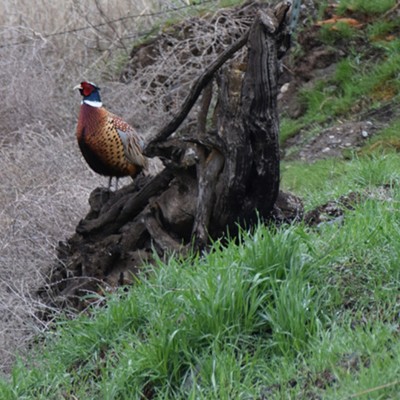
[0, 0, 252, 374]
[0, 123, 104, 372]
[0, 0, 162, 135]
[0, 0, 164, 374]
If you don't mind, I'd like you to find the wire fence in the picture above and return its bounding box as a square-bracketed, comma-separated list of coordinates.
[0, 0, 217, 49]
[1, 0, 302, 49]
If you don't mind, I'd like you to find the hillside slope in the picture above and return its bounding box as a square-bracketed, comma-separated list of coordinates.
[1, 0, 400, 398]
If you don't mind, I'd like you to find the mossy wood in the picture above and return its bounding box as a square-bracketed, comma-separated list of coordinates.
[41, 2, 301, 309]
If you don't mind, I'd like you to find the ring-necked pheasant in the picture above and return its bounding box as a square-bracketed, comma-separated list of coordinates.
[74, 81, 147, 189]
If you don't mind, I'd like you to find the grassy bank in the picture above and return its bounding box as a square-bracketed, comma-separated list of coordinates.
[2, 1, 400, 398]
[2, 147, 400, 398]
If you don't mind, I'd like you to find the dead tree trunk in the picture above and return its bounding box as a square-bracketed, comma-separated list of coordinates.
[210, 12, 283, 241]
[40, 2, 301, 309]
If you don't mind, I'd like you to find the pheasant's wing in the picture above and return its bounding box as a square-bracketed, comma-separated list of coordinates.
[110, 114, 148, 169]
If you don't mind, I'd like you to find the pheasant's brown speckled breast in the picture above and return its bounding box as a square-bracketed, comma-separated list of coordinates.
[76, 104, 139, 178]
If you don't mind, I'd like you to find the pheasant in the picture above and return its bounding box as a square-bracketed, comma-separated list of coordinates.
[74, 81, 147, 189]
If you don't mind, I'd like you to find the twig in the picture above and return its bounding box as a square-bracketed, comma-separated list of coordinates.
[382, 1, 400, 19]
[348, 380, 400, 399]
[145, 29, 250, 154]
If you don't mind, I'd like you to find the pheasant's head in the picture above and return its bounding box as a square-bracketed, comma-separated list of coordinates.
[74, 81, 102, 107]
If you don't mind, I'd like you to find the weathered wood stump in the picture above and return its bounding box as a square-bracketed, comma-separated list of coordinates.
[40, 2, 303, 310]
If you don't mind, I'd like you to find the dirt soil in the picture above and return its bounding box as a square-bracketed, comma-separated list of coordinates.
[285, 120, 381, 161]
[277, 8, 400, 162]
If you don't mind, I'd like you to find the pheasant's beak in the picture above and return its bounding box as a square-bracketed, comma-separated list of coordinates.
[73, 84, 82, 91]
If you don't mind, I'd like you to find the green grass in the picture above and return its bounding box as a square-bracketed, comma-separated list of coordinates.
[281, 49, 400, 145]
[280, 118, 307, 144]
[297, 43, 400, 122]
[337, 0, 396, 15]
[281, 5, 400, 146]
[282, 152, 400, 207]
[367, 19, 400, 40]
[360, 118, 400, 154]
[3, 2, 400, 399]
[318, 21, 360, 45]
[2, 145, 400, 398]
[0, 225, 321, 399]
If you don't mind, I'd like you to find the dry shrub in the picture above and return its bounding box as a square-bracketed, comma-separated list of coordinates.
[0, 0, 262, 374]
[0, 0, 163, 373]
[0, 0, 162, 136]
[113, 5, 254, 134]
[0, 122, 104, 372]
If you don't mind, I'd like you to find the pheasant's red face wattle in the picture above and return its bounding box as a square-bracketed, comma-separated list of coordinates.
[81, 81, 95, 97]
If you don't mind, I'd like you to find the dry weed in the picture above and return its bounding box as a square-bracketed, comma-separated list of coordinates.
[0, 123, 104, 373]
[0, 0, 257, 374]
[0, 0, 165, 374]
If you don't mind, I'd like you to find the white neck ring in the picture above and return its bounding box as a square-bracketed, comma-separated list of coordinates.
[82, 100, 103, 108]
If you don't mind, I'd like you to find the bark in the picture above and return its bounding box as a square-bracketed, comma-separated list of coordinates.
[40, 2, 300, 310]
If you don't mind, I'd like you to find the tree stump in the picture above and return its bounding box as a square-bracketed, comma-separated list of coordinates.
[40, 2, 302, 310]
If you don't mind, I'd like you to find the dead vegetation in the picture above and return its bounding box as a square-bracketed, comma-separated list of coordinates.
[1, 0, 238, 374]
[38, 0, 297, 310]
[0, 123, 99, 373]
[0, 0, 320, 375]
